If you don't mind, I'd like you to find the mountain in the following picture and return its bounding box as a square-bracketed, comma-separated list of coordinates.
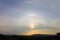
[32, 34, 53, 37]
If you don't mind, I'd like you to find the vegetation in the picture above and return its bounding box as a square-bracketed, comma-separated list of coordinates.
[0, 33, 60, 40]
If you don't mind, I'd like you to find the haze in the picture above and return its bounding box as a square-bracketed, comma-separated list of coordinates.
[0, 0, 60, 35]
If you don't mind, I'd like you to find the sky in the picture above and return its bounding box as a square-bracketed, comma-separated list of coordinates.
[0, 0, 60, 35]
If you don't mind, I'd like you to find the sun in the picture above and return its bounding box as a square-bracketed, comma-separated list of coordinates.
[30, 23, 35, 29]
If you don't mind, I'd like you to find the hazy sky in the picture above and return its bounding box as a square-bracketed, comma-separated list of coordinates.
[0, 0, 60, 35]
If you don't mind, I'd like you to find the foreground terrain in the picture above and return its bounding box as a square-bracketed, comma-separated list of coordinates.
[0, 33, 60, 40]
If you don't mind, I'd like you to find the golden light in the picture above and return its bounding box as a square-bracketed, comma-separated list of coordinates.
[30, 23, 34, 29]
[28, 23, 36, 29]
[24, 30, 56, 35]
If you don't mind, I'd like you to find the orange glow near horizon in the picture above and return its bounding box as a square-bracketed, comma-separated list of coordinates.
[24, 30, 56, 35]
[24, 30, 45, 35]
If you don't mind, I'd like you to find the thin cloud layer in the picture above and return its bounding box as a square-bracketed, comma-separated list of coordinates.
[0, 0, 60, 35]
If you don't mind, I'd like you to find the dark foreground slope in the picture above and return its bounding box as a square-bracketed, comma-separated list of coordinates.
[0, 33, 60, 40]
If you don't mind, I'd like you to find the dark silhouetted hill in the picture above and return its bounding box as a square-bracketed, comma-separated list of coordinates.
[0, 33, 60, 40]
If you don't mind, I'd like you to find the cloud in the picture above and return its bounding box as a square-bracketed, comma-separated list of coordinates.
[31, 0, 60, 19]
[0, 0, 60, 35]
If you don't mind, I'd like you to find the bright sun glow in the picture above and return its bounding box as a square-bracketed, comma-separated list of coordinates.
[25, 12, 36, 29]
[30, 23, 35, 29]
[30, 24, 34, 29]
